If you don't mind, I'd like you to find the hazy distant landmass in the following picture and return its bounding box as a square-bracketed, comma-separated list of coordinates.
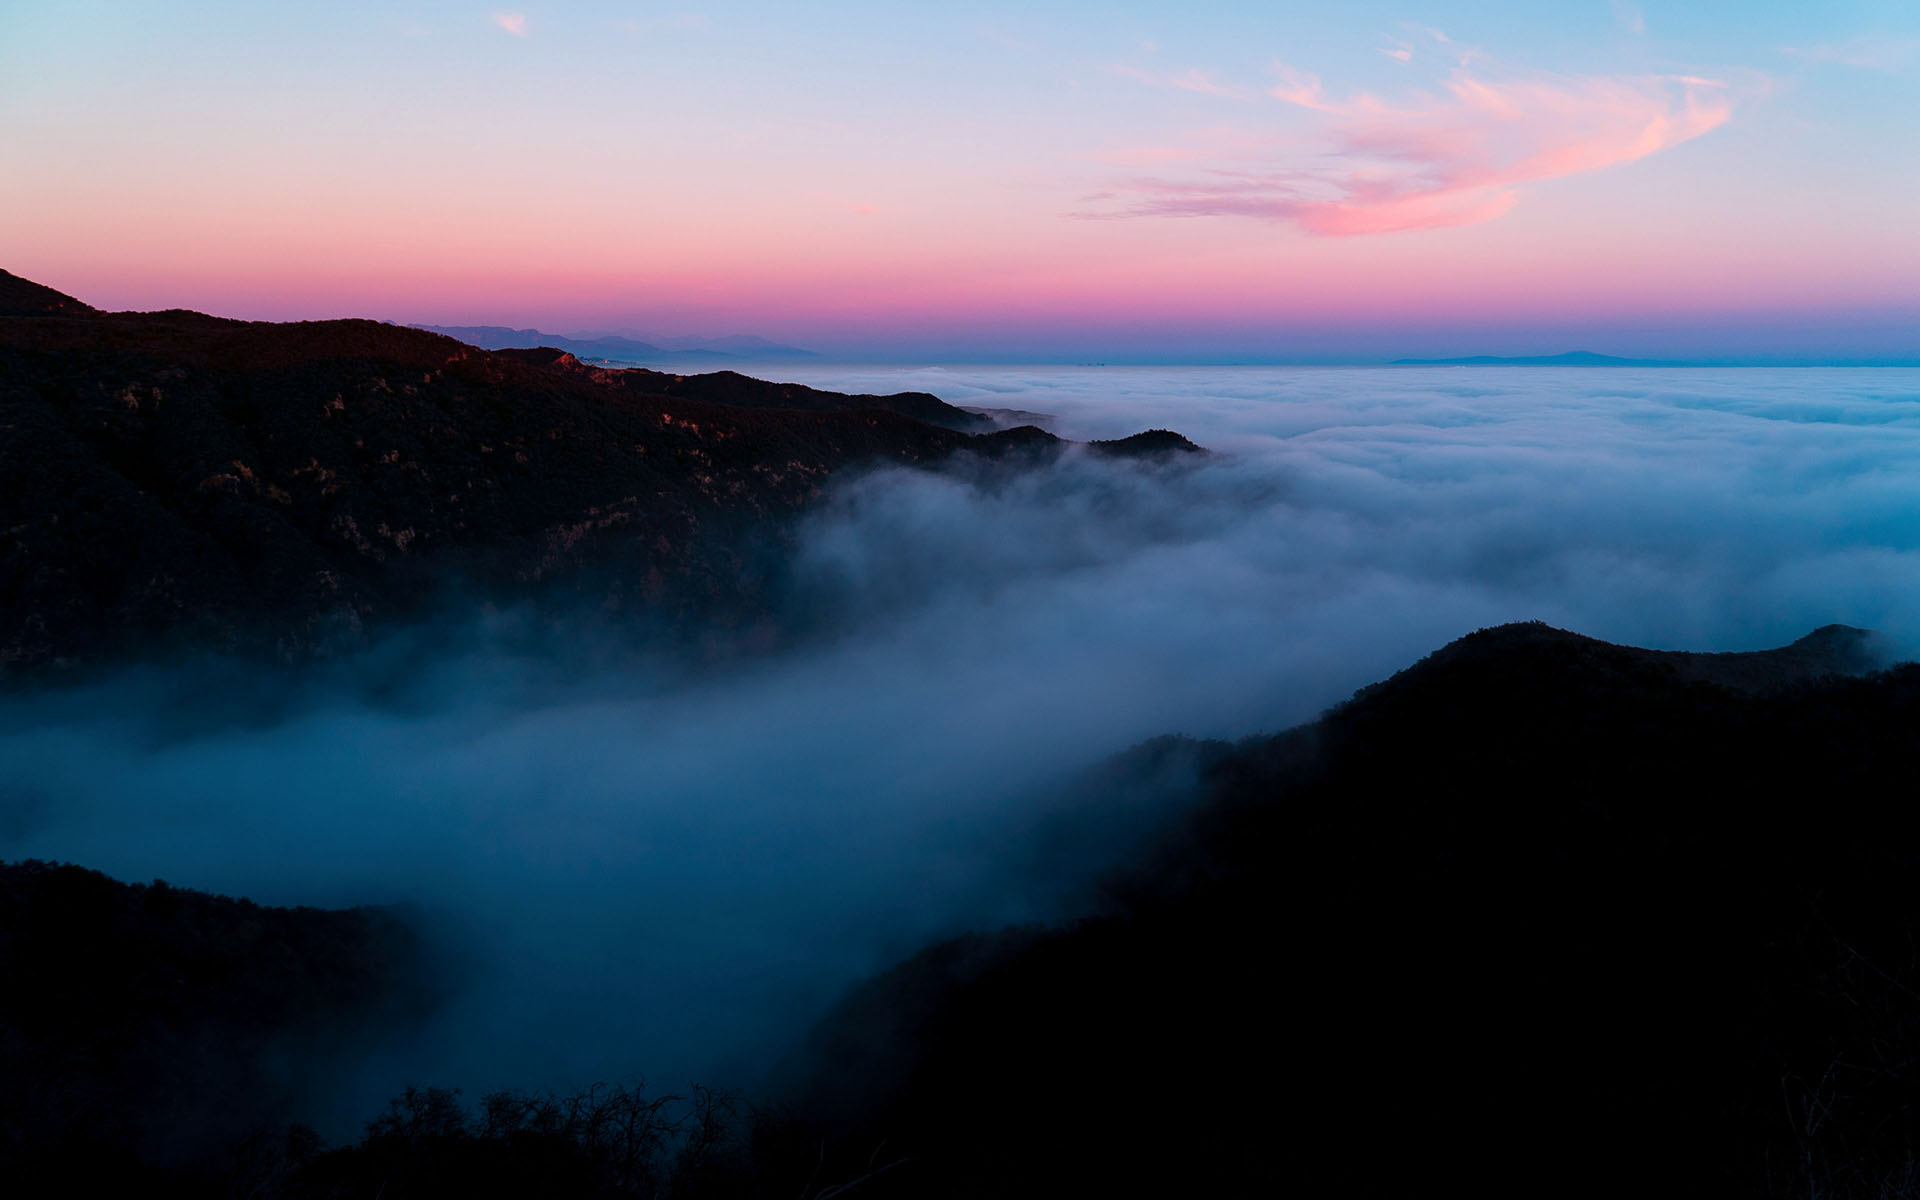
[628, 331, 819, 358]
[1392, 349, 1689, 366]
[410, 323, 817, 363]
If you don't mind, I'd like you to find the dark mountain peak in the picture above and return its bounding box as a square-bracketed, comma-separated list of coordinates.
[0, 269, 97, 317]
[0, 858, 435, 1175]
[976, 423, 1061, 449]
[1087, 428, 1204, 458]
[945, 423, 1071, 463]
[1351, 620, 1888, 716]
[567, 362, 997, 433]
[791, 619, 1920, 1196]
[1666, 621, 1887, 689]
[1789, 621, 1876, 653]
[491, 345, 582, 369]
[408, 323, 668, 360]
[697, 368, 755, 383]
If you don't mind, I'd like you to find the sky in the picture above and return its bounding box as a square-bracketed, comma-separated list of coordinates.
[3, 1, 1917, 361]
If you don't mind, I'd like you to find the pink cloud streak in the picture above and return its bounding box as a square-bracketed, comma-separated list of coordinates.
[1091, 67, 1736, 235]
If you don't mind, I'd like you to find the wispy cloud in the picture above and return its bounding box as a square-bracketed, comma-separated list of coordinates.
[1081, 127, 1292, 169]
[1268, 65, 1335, 110]
[1404, 24, 1485, 70]
[1784, 35, 1920, 72]
[1613, 1, 1647, 36]
[492, 13, 528, 37]
[1170, 69, 1239, 97]
[1083, 65, 1738, 236]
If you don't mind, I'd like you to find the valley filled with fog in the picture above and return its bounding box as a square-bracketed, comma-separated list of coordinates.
[4, 364, 1917, 1129]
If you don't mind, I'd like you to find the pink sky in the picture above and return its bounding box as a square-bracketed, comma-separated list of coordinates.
[3, 3, 1916, 359]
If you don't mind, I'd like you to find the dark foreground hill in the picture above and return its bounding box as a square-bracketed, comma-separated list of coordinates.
[6, 623, 1916, 1197]
[0, 268, 99, 318]
[788, 621, 1920, 1198]
[0, 860, 435, 1192]
[490, 348, 993, 431]
[0, 274, 1192, 670]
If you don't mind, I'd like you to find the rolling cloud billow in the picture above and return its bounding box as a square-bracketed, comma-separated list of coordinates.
[3, 365, 1918, 1129]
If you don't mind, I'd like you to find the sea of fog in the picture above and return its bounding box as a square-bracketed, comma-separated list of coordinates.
[5, 364, 1920, 1129]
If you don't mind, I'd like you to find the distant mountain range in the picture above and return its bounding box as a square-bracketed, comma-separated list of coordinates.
[1392, 350, 1688, 367]
[408, 323, 816, 363]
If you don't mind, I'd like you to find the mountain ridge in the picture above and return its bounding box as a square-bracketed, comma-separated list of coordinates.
[0, 271, 1196, 670]
[0, 858, 436, 1186]
[409, 323, 816, 362]
[0, 269, 97, 318]
[786, 618, 1920, 1196]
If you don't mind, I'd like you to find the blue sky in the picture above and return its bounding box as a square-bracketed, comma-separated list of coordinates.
[2, 1, 1916, 359]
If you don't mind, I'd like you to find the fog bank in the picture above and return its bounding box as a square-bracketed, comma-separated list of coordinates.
[4, 364, 1918, 1129]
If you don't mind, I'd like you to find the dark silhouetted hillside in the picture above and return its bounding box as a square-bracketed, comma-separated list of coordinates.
[7, 625, 1920, 1196]
[411, 324, 675, 360]
[790, 621, 1920, 1198]
[0, 860, 436, 1192]
[0, 269, 97, 317]
[1086, 428, 1204, 457]
[494, 352, 992, 431]
[0, 273, 1180, 669]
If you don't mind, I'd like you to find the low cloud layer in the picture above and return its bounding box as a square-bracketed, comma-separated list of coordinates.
[779, 362, 1920, 653]
[4, 364, 1918, 1129]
